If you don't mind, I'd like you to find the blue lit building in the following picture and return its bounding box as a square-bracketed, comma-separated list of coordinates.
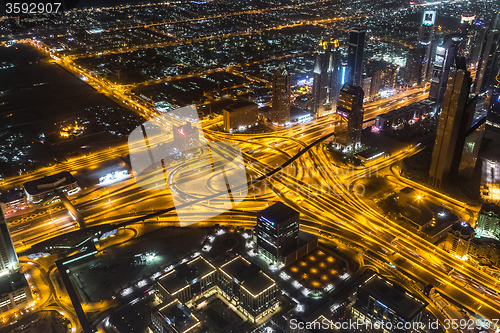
[255, 202, 299, 264]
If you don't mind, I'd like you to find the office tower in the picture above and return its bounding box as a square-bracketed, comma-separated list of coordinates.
[271, 63, 291, 125]
[312, 39, 341, 117]
[351, 275, 428, 329]
[255, 202, 299, 264]
[429, 37, 461, 107]
[336, 84, 364, 150]
[405, 47, 426, 87]
[475, 13, 500, 94]
[347, 27, 366, 86]
[0, 210, 20, 276]
[429, 58, 479, 187]
[418, 10, 436, 82]
[223, 99, 258, 133]
[458, 117, 486, 178]
[487, 85, 500, 130]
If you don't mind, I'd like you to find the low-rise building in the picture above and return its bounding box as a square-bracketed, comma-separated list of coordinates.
[374, 101, 433, 131]
[151, 254, 279, 331]
[151, 299, 201, 333]
[23, 171, 79, 204]
[157, 256, 217, 304]
[0, 272, 32, 315]
[0, 189, 27, 216]
[218, 255, 278, 322]
[351, 274, 428, 332]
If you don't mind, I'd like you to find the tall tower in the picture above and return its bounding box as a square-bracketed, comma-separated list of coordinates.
[312, 39, 341, 117]
[474, 14, 500, 94]
[405, 47, 426, 87]
[429, 58, 477, 187]
[418, 11, 436, 82]
[347, 27, 366, 86]
[271, 63, 291, 125]
[336, 83, 364, 151]
[429, 37, 461, 108]
[0, 208, 20, 276]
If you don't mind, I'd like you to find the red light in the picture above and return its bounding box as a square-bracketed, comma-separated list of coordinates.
[178, 128, 185, 136]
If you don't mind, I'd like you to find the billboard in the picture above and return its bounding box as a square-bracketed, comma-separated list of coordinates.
[422, 11, 436, 26]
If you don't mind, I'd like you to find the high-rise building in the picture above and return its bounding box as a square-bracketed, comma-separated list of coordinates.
[429, 58, 480, 187]
[312, 39, 341, 117]
[0, 211, 20, 275]
[457, 117, 486, 178]
[255, 202, 299, 264]
[474, 13, 500, 94]
[271, 63, 291, 125]
[405, 47, 426, 88]
[486, 84, 500, 131]
[335, 84, 364, 151]
[429, 37, 461, 107]
[0, 208, 32, 316]
[347, 27, 366, 86]
[418, 10, 436, 82]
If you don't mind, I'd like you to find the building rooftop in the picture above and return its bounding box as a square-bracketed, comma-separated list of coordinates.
[0, 272, 29, 297]
[158, 299, 200, 333]
[0, 189, 24, 204]
[471, 237, 500, 248]
[340, 83, 363, 95]
[23, 171, 77, 196]
[158, 256, 216, 295]
[258, 202, 299, 225]
[450, 221, 475, 236]
[224, 99, 258, 112]
[480, 203, 500, 216]
[220, 256, 275, 296]
[359, 275, 428, 322]
[399, 187, 416, 195]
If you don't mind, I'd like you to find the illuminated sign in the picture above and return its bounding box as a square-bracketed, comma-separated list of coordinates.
[261, 216, 274, 226]
[422, 11, 436, 26]
[461, 15, 475, 24]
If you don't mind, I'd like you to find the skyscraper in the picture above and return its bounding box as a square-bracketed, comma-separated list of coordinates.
[405, 47, 426, 87]
[475, 13, 500, 94]
[255, 202, 299, 264]
[429, 58, 480, 187]
[429, 37, 461, 107]
[347, 27, 366, 86]
[0, 209, 20, 276]
[418, 10, 436, 82]
[312, 39, 341, 117]
[487, 85, 500, 131]
[335, 83, 364, 151]
[271, 63, 291, 125]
